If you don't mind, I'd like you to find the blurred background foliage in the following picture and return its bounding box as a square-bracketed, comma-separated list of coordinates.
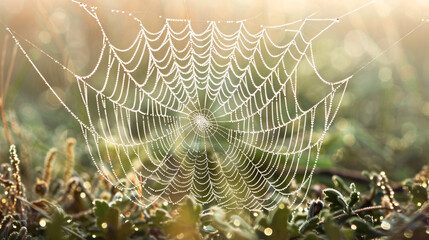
[0, 0, 428, 182]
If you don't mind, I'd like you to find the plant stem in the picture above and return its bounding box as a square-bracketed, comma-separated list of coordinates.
[0, 104, 13, 146]
[0, 35, 17, 146]
[319, 205, 394, 224]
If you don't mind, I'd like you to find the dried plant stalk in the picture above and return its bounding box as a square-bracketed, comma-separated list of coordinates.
[43, 148, 57, 185]
[9, 145, 23, 214]
[0, 35, 18, 146]
[64, 138, 76, 185]
[35, 148, 57, 197]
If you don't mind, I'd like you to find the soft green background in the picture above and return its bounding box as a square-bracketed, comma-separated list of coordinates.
[0, 0, 428, 184]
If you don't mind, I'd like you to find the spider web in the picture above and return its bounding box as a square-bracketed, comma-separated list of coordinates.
[7, 1, 370, 210]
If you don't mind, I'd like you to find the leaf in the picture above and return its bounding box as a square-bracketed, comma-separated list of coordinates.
[93, 200, 134, 240]
[105, 207, 121, 230]
[17, 227, 27, 240]
[348, 217, 386, 239]
[324, 217, 348, 240]
[162, 197, 203, 240]
[45, 205, 79, 240]
[303, 232, 324, 240]
[299, 216, 319, 233]
[118, 221, 134, 237]
[348, 192, 359, 209]
[151, 208, 170, 225]
[267, 202, 292, 239]
[202, 207, 257, 240]
[347, 184, 360, 209]
[323, 188, 348, 212]
[363, 215, 374, 226]
[336, 195, 349, 212]
[8, 232, 19, 240]
[342, 229, 355, 240]
[332, 175, 351, 194]
[410, 185, 428, 207]
[94, 200, 109, 226]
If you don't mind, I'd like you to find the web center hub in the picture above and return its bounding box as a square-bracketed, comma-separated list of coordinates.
[189, 109, 217, 138]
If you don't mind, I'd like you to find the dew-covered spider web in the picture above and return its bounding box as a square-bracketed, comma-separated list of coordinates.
[7, 1, 381, 210]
